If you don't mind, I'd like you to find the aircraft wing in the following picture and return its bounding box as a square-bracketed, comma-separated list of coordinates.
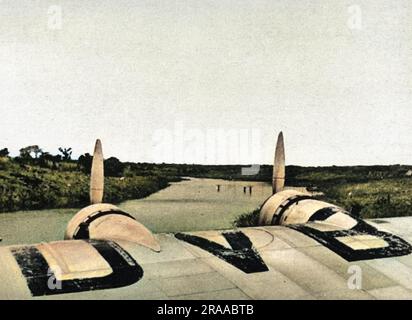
[1, 217, 412, 300]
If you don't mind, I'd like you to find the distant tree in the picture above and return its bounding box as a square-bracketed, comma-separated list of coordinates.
[58, 147, 72, 161]
[53, 154, 62, 162]
[33, 146, 42, 158]
[39, 151, 53, 161]
[104, 157, 125, 177]
[0, 148, 9, 157]
[77, 153, 93, 173]
[19, 145, 42, 159]
[38, 151, 56, 167]
[19, 147, 31, 159]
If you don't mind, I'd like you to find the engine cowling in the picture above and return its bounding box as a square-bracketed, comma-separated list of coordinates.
[259, 190, 357, 230]
[65, 203, 160, 252]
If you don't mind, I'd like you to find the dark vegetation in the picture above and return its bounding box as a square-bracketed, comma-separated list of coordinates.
[233, 209, 261, 228]
[1, 145, 412, 219]
[232, 164, 412, 223]
[286, 165, 412, 219]
[0, 146, 175, 212]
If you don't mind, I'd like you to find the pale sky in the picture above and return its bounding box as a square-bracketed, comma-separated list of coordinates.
[0, 0, 411, 166]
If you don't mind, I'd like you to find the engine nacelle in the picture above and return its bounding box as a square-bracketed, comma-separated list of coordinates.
[259, 190, 358, 230]
[65, 203, 160, 252]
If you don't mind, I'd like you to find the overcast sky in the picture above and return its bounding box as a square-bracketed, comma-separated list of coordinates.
[0, 0, 411, 166]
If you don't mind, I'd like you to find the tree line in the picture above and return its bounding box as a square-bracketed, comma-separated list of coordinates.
[0, 145, 126, 177]
[0, 145, 172, 212]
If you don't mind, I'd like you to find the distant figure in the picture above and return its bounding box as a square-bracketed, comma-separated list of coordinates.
[249, 186, 253, 195]
[216, 185, 221, 192]
[243, 186, 247, 193]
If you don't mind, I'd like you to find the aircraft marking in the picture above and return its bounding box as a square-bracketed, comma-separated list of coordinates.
[11, 240, 143, 296]
[308, 206, 338, 222]
[175, 231, 269, 274]
[73, 209, 136, 239]
[271, 195, 314, 225]
[289, 219, 412, 261]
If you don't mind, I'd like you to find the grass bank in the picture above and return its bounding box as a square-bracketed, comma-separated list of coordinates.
[0, 157, 173, 212]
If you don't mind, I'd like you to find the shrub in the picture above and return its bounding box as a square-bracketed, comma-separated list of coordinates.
[233, 208, 261, 227]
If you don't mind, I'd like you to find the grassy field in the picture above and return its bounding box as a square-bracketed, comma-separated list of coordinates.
[232, 165, 412, 222]
[323, 178, 412, 219]
[0, 157, 172, 212]
[283, 165, 412, 219]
